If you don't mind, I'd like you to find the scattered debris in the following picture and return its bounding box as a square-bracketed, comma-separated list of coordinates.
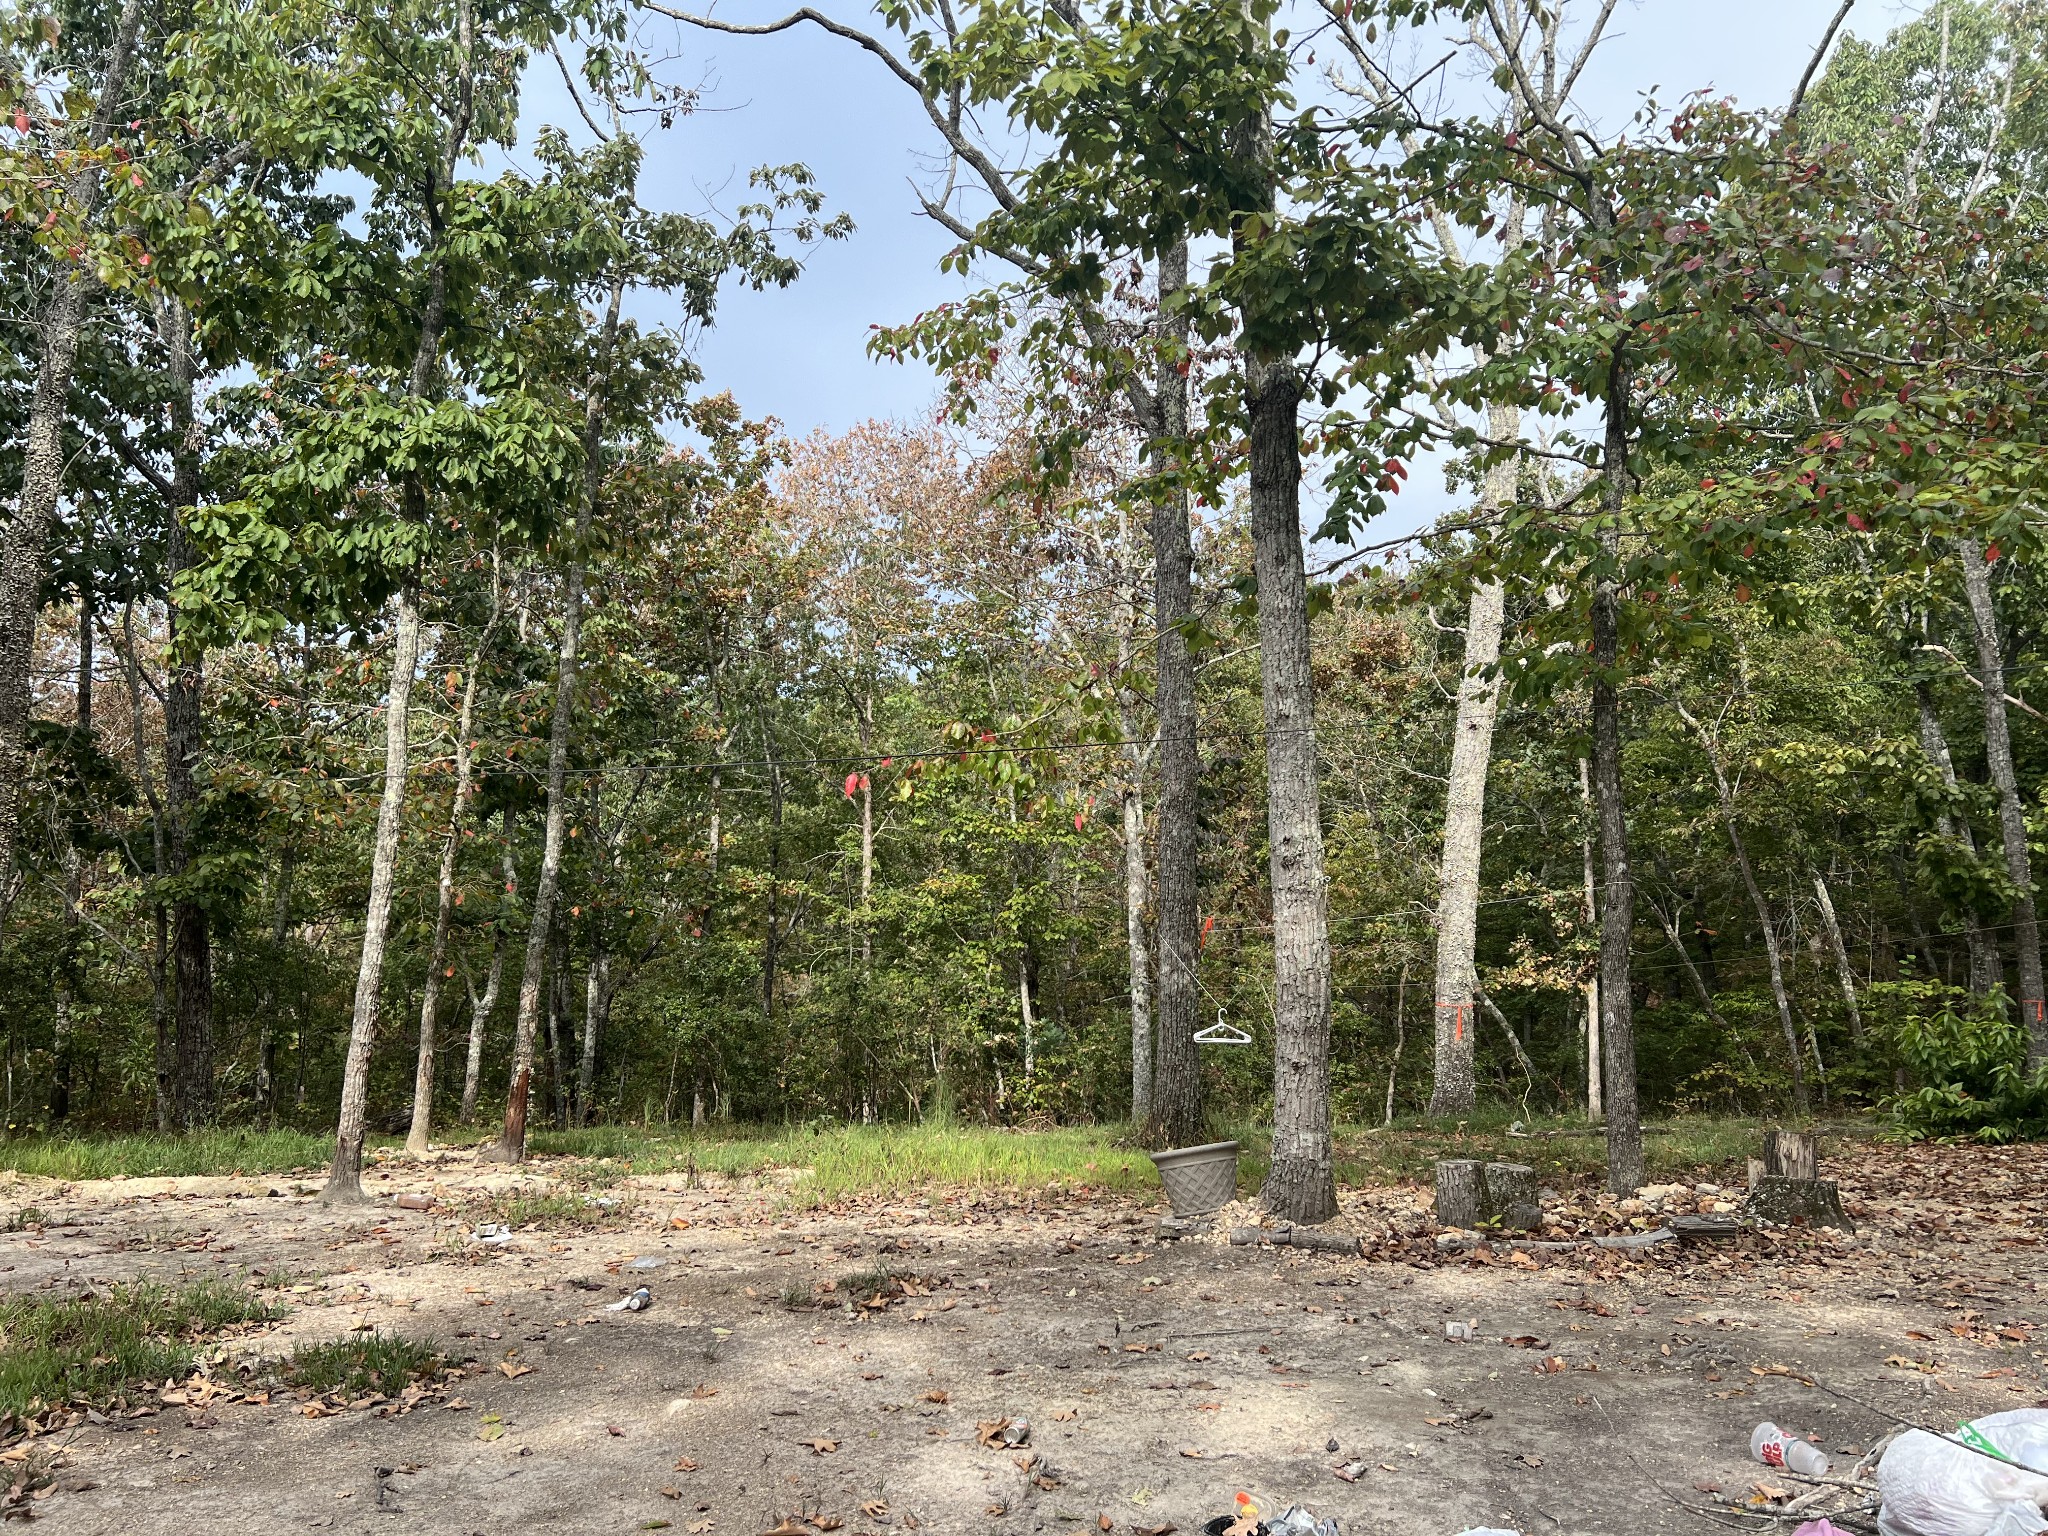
[605, 1287, 653, 1313]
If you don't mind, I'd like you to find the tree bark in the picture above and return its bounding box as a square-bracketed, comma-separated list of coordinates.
[577, 950, 608, 1126]
[1578, 758, 1602, 1121]
[486, 278, 622, 1162]
[1591, 370, 1640, 1194]
[1958, 536, 2046, 1064]
[1915, 681, 2003, 995]
[1428, 571, 1506, 1115]
[1810, 869, 1863, 1041]
[157, 297, 214, 1131]
[50, 578, 92, 1124]
[1121, 777, 1153, 1120]
[0, 0, 146, 883]
[1246, 346, 1336, 1224]
[122, 603, 173, 1130]
[461, 806, 513, 1123]
[326, 586, 423, 1200]
[406, 581, 499, 1154]
[1143, 239, 1206, 1150]
[1385, 961, 1408, 1126]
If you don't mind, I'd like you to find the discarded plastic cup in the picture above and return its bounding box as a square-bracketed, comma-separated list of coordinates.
[1752, 1422, 1830, 1477]
[606, 1287, 652, 1313]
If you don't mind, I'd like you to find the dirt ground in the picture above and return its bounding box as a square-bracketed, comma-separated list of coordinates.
[2, 1140, 2045, 1536]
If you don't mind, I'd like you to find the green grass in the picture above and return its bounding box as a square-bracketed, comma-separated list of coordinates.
[283, 1334, 441, 1399]
[0, 1280, 278, 1417]
[528, 1122, 1158, 1205]
[0, 1129, 360, 1181]
[465, 1189, 640, 1229]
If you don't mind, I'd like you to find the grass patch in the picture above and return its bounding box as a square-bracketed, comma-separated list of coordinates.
[0, 1129, 367, 1181]
[467, 1189, 639, 1229]
[283, 1333, 440, 1399]
[529, 1123, 1155, 1206]
[0, 1280, 278, 1417]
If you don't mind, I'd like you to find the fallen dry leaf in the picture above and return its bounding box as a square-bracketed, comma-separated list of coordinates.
[976, 1419, 1011, 1448]
[800, 1438, 837, 1456]
[497, 1362, 535, 1380]
[1051, 1408, 1077, 1422]
[918, 1389, 949, 1404]
[859, 1502, 888, 1519]
[673, 1457, 699, 1472]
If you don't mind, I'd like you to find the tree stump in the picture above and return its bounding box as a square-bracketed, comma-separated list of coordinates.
[1435, 1159, 1489, 1229]
[1763, 1129, 1817, 1181]
[1747, 1174, 1852, 1230]
[1484, 1162, 1541, 1231]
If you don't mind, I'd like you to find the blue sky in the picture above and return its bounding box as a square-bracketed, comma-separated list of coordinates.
[516, 0, 1923, 520]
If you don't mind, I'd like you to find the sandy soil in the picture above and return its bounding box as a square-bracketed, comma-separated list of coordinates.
[2, 1140, 2044, 1536]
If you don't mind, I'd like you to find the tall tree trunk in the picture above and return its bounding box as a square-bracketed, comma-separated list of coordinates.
[1427, 528, 1508, 1116]
[324, 0, 476, 1197]
[1246, 344, 1335, 1223]
[1384, 962, 1407, 1126]
[1121, 777, 1153, 1121]
[50, 578, 92, 1124]
[158, 301, 214, 1131]
[577, 950, 608, 1127]
[461, 806, 513, 1123]
[1591, 366, 1641, 1194]
[122, 602, 173, 1130]
[486, 277, 622, 1163]
[0, 0, 145, 882]
[1810, 869, 1864, 1041]
[1915, 681, 2003, 995]
[406, 583, 498, 1154]
[1144, 239, 1205, 1149]
[547, 921, 570, 1130]
[1677, 698, 1809, 1112]
[326, 586, 423, 1199]
[255, 843, 296, 1127]
[1958, 536, 2046, 1064]
[1578, 758, 1602, 1120]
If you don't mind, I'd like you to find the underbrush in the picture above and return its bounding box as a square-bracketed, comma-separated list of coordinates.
[0, 1280, 277, 1417]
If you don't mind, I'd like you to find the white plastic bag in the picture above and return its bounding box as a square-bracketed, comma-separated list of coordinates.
[1878, 1410, 2048, 1536]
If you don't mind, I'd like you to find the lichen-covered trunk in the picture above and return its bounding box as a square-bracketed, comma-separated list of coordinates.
[1959, 536, 2046, 1064]
[326, 586, 423, 1201]
[1143, 240, 1205, 1150]
[1247, 350, 1335, 1224]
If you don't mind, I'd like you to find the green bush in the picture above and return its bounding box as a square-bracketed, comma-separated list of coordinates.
[1875, 979, 2048, 1142]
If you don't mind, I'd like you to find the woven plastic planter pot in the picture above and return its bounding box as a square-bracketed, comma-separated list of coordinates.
[1149, 1140, 1242, 1217]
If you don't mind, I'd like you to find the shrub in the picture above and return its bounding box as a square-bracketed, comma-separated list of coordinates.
[1875, 979, 2048, 1142]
